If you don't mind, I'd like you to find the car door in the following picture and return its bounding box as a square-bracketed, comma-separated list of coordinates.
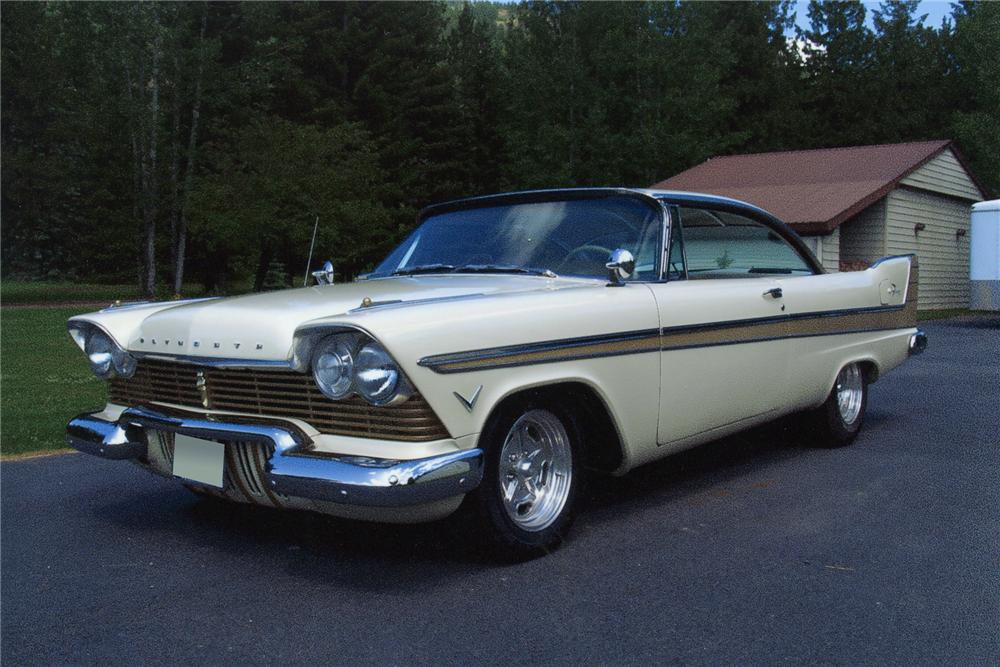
[648, 205, 812, 448]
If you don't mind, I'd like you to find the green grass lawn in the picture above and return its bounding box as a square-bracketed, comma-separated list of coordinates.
[0, 280, 218, 305]
[1, 278, 264, 306]
[1, 307, 107, 456]
[2, 281, 145, 305]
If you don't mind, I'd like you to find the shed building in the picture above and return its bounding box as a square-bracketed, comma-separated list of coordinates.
[652, 140, 987, 310]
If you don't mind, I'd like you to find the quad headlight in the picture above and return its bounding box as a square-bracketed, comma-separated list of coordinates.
[310, 333, 412, 406]
[312, 336, 355, 400]
[68, 322, 137, 379]
[354, 342, 407, 406]
[84, 330, 115, 377]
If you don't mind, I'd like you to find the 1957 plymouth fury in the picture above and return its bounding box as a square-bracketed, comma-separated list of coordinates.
[67, 188, 927, 557]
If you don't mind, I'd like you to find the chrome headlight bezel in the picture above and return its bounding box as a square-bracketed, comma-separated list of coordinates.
[353, 341, 413, 407]
[311, 334, 357, 400]
[68, 321, 137, 380]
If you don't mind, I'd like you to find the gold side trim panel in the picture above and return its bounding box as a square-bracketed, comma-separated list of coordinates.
[419, 297, 918, 375]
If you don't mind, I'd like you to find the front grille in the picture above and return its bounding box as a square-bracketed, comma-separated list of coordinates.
[109, 359, 451, 442]
[224, 440, 286, 504]
[150, 432, 286, 506]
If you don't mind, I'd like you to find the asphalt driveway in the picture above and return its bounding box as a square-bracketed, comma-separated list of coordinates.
[3, 317, 998, 665]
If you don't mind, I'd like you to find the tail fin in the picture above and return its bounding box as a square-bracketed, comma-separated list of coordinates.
[869, 254, 918, 325]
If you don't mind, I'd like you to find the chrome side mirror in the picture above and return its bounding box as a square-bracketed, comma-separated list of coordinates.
[311, 260, 335, 285]
[605, 249, 635, 286]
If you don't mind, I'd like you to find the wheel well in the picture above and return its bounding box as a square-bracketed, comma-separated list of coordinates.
[487, 382, 624, 473]
[858, 360, 879, 384]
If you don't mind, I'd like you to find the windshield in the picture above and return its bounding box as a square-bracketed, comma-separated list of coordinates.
[370, 195, 663, 280]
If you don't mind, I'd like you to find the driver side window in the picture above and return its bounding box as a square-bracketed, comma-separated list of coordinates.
[671, 207, 813, 279]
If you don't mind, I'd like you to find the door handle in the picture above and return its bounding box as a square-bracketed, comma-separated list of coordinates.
[763, 287, 783, 299]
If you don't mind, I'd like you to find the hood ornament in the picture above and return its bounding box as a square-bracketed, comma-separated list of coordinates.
[352, 296, 403, 311]
[196, 370, 209, 408]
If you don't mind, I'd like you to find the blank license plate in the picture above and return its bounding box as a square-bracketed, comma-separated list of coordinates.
[172, 434, 225, 488]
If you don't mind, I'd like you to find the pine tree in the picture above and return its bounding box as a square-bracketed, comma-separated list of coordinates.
[446, 2, 506, 195]
[949, 0, 1000, 195]
[871, 1, 942, 141]
[261, 259, 289, 291]
[800, 0, 879, 146]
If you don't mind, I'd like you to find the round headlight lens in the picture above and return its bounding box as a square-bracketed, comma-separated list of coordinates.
[354, 342, 408, 406]
[312, 336, 355, 399]
[84, 331, 115, 377]
[112, 347, 137, 378]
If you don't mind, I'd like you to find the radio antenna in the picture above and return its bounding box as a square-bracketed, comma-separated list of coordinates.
[303, 215, 319, 287]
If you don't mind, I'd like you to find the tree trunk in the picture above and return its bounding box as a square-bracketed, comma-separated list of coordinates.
[124, 56, 145, 292]
[173, 12, 207, 296]
[253, 243, 272, 293]
[142, 29, 161, 298]
[168, 56, 182, 295]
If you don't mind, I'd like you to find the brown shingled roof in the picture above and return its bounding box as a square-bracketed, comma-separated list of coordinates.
[651, 140, 979, 234]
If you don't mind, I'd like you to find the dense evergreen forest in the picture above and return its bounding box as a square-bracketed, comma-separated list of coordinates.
[2, 1, 997, 295]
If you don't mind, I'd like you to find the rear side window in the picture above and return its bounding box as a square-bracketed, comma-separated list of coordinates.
[677, 207, 813, 279]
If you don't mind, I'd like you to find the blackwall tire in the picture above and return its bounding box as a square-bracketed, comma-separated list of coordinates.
[806, 362, 868, 448]
[471, 396, 584, 561]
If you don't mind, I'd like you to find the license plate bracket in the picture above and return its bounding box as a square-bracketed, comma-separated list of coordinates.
[172, 434, 225, 488]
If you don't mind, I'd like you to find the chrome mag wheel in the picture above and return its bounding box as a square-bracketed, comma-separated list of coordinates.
[835, 363, 864, 425]
[497, 409, 573, 532]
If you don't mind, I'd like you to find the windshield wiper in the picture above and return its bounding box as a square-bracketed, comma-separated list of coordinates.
[453, 264, 557, 278]
[392, 263, 456, 276]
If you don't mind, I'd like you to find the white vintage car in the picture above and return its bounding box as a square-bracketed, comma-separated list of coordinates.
[67, 188, 926, 557]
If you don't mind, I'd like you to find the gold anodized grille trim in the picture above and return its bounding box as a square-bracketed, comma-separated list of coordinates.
[108, 360, 450, 442]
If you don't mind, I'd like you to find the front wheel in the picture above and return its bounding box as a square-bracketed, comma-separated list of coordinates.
[472, 398, 583, 560]
[805, 362, 868, 448]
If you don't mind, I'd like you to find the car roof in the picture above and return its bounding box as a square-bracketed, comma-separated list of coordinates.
[635, 188, 776, 218]
[423, 187, 778, 223]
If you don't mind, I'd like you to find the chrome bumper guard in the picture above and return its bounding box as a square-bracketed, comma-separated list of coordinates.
[908, 329, 928, 355]
[66, 407, 483, 507]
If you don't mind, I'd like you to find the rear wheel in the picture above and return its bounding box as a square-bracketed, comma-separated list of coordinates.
[472, 397, 583, 560]
[806, 362, 868, 448]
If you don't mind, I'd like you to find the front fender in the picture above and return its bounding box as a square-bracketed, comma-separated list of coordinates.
[302, 283, 662, 466]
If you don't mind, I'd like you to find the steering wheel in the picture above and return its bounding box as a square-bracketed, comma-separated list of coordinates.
[555, 244, 614, 273]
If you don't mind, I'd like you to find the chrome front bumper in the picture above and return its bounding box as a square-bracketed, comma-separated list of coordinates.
[66, 406, 483, 507]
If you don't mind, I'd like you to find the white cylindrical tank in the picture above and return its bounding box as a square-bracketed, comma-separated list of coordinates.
[970, 199, 1000, 311]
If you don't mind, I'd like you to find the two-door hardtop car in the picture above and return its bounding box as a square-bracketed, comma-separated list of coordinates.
[66, 188, 926, 557]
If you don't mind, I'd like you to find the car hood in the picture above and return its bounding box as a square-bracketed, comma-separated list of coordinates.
[76, 275, 590, 363]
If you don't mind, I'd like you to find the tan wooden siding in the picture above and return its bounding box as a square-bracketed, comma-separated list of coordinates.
[820, 227, 839, 272]
[886, 188, 972, 309]
[839, 199, 886, 266]
[797, 229, 839, 272]
[900, 148, 984, 202]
